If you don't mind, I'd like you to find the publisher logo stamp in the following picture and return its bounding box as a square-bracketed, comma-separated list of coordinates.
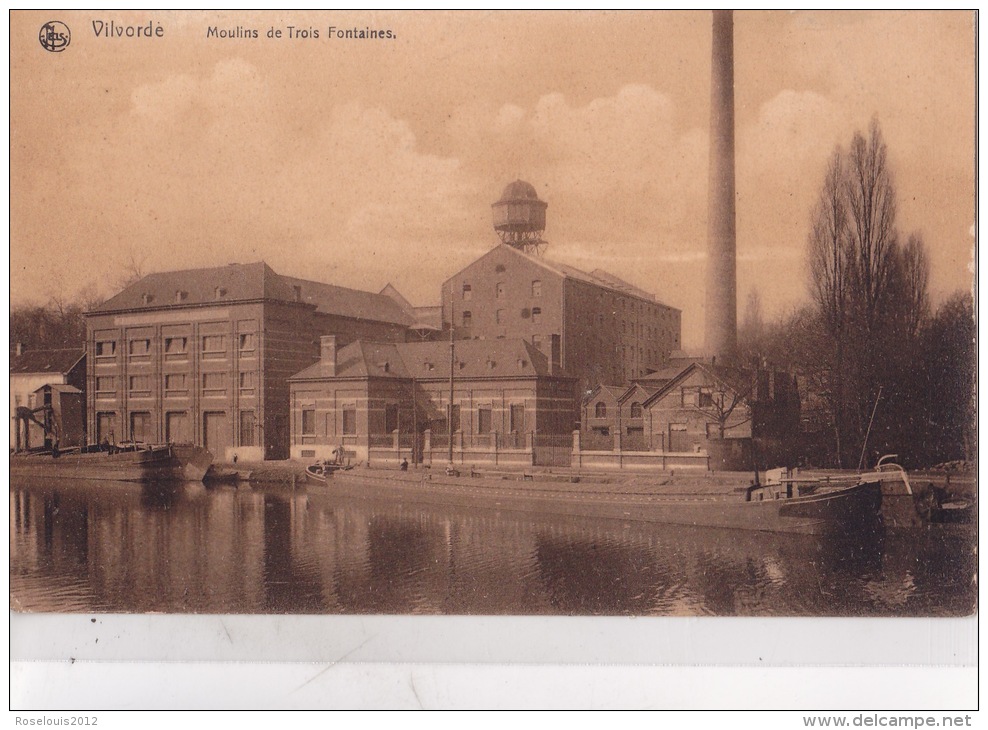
[39, 21, 71, 52]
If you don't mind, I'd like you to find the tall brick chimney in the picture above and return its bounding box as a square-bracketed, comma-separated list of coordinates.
[705, 9, 738, 364]
[320, 335, 337, 376]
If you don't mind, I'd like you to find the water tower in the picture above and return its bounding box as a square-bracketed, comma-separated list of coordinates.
[492, 179, 548, 256]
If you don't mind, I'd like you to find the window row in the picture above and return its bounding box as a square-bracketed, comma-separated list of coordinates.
[300, 406, 357, 436]
[462, 307, 541, 326]
[94, 409, 258, 447]
[593, 402, 644, 419]
[461, 280, 541, 300]
[94, 371, 257, 396]
[95, 334, 257, 359]
[298, 404, 526, 436]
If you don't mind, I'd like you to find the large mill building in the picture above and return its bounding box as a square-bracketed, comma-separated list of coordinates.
[441, 180, 682, 398]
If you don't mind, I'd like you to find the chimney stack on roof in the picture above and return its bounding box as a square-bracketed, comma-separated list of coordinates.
[320, 335, 337, 376]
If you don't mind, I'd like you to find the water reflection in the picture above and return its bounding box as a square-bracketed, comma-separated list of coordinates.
[8, 477, 977, 616]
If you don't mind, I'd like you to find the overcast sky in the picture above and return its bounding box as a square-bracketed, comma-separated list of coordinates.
[11, 10, 975, 349]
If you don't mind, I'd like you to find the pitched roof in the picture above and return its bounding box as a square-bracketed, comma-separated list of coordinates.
[450, 245, 678, 310]
[279, 275, 411, 325]
[618, 382, 661, 404]
[641, 363, 755, 408]
[290, 338, 562, 382]
[92, 261, 411, 326]
[583, 383, 627, 405]
[10, 348, 85, 376]
[34, 383, 83, 395]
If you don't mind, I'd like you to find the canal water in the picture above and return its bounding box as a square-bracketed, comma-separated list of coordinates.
[9, 477, 977, 616]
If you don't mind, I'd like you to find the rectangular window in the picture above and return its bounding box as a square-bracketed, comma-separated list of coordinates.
[510, 404, 525, 433]
[477, 407, 492, 435]
[129, 375, 151, 396]
[705, 423, 720, 439]
[239, 333, 256, 353]
[462, 283, 472, 300]
[532, 335, 543, 351]
[385, 403, 399, 434]
[699, 389, 714, 408]
[342, 406, 357, 435]
[531, 280, 542, 297]
[130, 412, 152, 442]
[445, 404, 461, 433]
[164, 337, 188, 356]
[164, 373, 187, 393]
[128, 339, 150, 356]
[202, 372, 226, 394]
[462, 310, 472, 326]
[496, 309, 505, 324]
[240, 411, 256, 447]
[239, 371, 255, 391]
[531, 307, 542, 324]
[301, 409, 316, 436]
[201, 335, 226, 359]
[495, 282, 505, 299]
[95, 376, 115, 394]
[95, 341, 116, 358]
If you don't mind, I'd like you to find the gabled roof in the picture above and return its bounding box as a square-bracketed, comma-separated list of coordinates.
[10, 349, 85, 376]
[582, 383, 627, 405]
[633, 365, 686, 389]
[290, 338, 563, 382]
[641, 362, 755, 409]
[92, 261, 411, 326]
[618, 382, 661, 404]
[447, 244, 678, 310]
[378, 283, 413, 311]
[33, 383, 83, 395]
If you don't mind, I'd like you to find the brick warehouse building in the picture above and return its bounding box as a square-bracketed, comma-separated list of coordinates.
[84, 262, 413, 460]
[441, 243, 682, 398]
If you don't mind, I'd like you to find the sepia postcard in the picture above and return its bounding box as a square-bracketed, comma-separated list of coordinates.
[9, 9, 978, 709]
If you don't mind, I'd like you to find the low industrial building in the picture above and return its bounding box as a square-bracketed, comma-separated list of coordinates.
[288, 335, 578, 467]
[575, 362, 800, 470]
[10, 346, 86, 450]
[641, 362, 800, 469]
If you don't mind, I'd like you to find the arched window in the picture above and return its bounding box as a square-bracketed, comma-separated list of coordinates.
[595, 402, 607, 418]
[630, 402, 643, 418]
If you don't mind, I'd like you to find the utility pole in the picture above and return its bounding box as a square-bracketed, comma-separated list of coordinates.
[448, 324, 455, 466]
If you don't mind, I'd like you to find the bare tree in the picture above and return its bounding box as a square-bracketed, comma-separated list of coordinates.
[807, 149, 850, 464]
[694, 374, 752, 439]
[809, 149, 850, 340]
[844, 119, 899, 334]
[896, 232, 931, 337]
[802, 119, 933, 467]
[115, 248, 149, 291]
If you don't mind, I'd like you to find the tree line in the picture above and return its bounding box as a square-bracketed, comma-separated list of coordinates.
[742, 120, 975, 469]
[10, 292, 103, 356]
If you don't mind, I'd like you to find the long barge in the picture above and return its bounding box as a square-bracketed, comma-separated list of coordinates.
[9, 443, 213, 483]
[323, 468, 882, 535]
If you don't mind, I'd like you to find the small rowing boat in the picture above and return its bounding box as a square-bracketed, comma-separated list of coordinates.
[305, 461, 356, 483]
